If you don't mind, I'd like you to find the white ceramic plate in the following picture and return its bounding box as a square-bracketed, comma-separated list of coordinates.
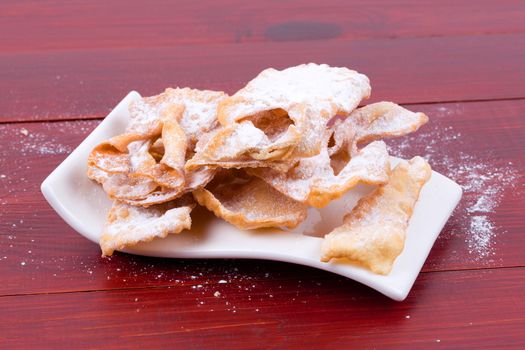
[41, 91, 462, 301]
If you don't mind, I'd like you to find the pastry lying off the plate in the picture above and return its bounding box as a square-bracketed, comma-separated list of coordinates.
[320, 157, 432, 274]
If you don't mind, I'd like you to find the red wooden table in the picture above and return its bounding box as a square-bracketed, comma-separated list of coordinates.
[1, 1, 524, 348]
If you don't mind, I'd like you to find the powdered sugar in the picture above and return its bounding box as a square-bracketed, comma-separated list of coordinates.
[451, 154, 518, 258]
[0, 121, 95, 159]
[228, 121, 266, 151]
[220, 64, 371, 159]
[468, 216, 494, 256]
[129, 87, 227, 149]
[222, 63, 371, 123]
[250, 134, 390, 207]
[178, 94, 225, 144]
[101, 201, 192, 256]
[468, 195, 496, 213]
[0, 121, 94, 215]
[350, 101, 428, 142]
[19, 128, 72, 156]
[388, 106, 520, 259]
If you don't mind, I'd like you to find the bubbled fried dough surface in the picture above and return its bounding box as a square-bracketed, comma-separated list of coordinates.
[100, 197, 194, 256]
[320, 157, 432, 274]
[193, 169, 307, 230]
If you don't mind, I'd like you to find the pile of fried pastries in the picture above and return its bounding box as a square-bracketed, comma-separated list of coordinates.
[87, 63, 431, 275]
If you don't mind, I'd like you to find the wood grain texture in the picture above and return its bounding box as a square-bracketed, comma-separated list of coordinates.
[2, 33, 525, 122]
[1, 267, 524, 349]
[1, 99, 523, 296]
[1, 0, 525, 52]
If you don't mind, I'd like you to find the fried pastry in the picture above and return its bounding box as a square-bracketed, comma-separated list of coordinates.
[341, 101, 429, 146]
[219, 64, 370, 154]
[121, 167, 216, 207]
[88, 88, 227, 205]
[86, 64, 432, 264]
[100, 197, 194, 256]
[248, 134, 391, 208]
[249, 101, 429, 208]
[129, 88, 227, 150]
[320, 157, 432, 274]
[87, 166, 158, 200]
[185, 63, 370, 170]
[193, 169, 307, 230]
[185, 120, 299, 171]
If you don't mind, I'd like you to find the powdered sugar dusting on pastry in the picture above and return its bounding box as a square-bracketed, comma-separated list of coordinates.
[100, 200, 193, 256]
[218, 63, 371, 158]
[129, 88, 227, 150]
[192, 170, 307, 230]
[249, 135, 390, 208]
[185, 121, 299, 170]
[225, 122, 267, 153]
[347, 101, 429, 143]
[320, 157, 431, 274]
[220, 63, 371, 124]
